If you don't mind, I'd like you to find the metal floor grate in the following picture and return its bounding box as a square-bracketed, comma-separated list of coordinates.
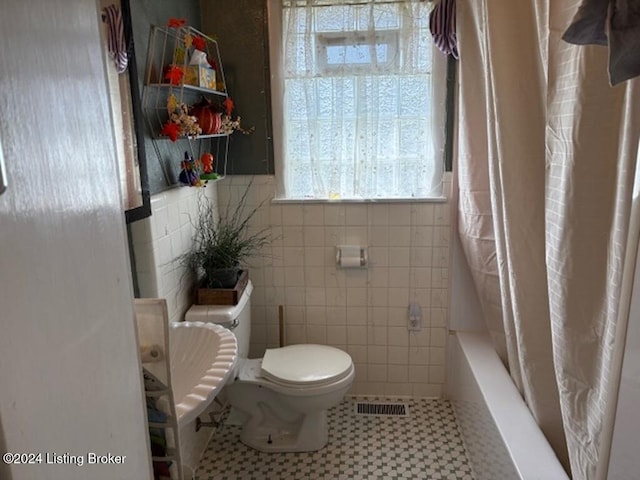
[354, 402, 409, 417]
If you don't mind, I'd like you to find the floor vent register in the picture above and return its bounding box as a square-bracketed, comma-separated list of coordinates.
[354, 402, 409, 417]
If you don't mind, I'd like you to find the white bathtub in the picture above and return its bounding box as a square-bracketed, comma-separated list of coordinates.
[447, 332, 569, 480]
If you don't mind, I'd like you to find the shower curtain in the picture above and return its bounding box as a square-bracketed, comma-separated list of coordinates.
[456, 0, 640, 478]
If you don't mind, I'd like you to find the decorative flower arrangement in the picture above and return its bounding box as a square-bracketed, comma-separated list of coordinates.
[161, 95, 202, 141]
[219, 114, 254, 136]
[160, 85, 253, 141]
[188, 96, 255, 137]
[159, 18, 254, 142]
[162, 97, 254, 141]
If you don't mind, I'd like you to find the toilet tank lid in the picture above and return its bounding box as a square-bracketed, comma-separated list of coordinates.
[185, 281, 253, 324]
[261, 344, 353, 386]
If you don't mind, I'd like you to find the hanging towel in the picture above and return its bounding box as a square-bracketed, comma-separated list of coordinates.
[563, 0, 640, 85]
[102, 4, 128, 74]
[430, 0, 459, 59]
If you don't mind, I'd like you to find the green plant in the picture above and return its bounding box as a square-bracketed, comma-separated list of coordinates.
[182, 184, 270, 288]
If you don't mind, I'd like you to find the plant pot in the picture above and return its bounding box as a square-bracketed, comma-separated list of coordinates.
[206, 268, 240, 289]
[197, 270, 249, 305]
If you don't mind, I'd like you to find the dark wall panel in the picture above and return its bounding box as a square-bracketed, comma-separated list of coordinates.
[201, 0, 274, 175]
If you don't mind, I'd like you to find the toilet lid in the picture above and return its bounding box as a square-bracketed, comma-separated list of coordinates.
[261, 345, 353, 386]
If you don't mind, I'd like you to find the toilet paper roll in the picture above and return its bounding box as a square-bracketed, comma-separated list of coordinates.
[139, 344, 164, 363]
[340, 255, 362, 268]
[337, 245, 366, 268]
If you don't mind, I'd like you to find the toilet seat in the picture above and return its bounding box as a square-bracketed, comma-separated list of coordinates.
[261, 344, 353, 387]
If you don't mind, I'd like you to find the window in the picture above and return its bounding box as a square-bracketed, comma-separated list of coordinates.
[272, 0, 446, 200]
[317, 31, 399, 72]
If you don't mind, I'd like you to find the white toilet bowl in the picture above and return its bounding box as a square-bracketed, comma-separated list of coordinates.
[227, 344, 355, 452]
[185, 281, 355, 453]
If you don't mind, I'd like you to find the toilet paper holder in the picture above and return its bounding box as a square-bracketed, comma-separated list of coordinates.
[336, 245, 368, 268]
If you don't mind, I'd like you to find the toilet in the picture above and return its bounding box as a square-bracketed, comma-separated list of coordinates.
[185, 281, 355, 452]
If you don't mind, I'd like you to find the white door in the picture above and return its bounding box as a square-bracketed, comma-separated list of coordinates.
[0, 1, 152, 479]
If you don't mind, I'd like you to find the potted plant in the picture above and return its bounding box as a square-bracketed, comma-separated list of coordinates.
[182, 184, 270, 301]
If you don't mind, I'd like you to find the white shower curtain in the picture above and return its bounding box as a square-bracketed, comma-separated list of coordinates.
[546, 3, 640, 477]
[456, 0, 640, 478]
[456, 0, 569, 469]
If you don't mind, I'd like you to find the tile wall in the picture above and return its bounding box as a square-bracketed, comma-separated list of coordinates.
[130, 185, 217, 323]
[130, 175, 452, 397]
[218, 175, 452, 397]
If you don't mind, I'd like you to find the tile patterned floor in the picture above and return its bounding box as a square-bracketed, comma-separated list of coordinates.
[196, 397, 476, 480]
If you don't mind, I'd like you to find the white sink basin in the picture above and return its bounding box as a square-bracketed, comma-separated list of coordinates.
[168, 321, 237, 426]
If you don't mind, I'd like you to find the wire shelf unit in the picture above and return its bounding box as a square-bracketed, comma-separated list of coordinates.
[142, 24, 230, 182]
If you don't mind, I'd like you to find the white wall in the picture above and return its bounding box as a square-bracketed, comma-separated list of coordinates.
[0, 1, 152, 478]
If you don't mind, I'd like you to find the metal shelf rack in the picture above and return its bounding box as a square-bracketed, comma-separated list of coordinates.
[141, 24, 230, 183]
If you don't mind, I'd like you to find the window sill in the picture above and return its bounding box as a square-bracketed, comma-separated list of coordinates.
[271, 196, 448, 205]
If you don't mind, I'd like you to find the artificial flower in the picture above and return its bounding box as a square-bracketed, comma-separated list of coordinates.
[168, 103, 202, 139]
[167, 94, 178, 113]
[164, 66, 183, 85]
[161, 121, 180, 142]
[223, 97, 235, 116]
[218, 115, 254, 136]
[192, 35, 206, 52]
[183, 31, 193, 49]
[167, 18, 186, 28]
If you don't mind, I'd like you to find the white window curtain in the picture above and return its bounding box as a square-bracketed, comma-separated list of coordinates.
[279, 0, 445, 200]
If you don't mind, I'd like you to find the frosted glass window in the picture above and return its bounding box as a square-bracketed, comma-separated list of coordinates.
[280, 0, 444, 200]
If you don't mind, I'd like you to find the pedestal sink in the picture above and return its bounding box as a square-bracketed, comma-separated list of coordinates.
[168, 321, 237, 425]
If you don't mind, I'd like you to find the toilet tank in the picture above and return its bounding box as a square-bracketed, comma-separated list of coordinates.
[185, 281, 253, 360]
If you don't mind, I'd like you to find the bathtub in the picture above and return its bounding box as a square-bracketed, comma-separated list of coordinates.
[446, 332, 569, 480]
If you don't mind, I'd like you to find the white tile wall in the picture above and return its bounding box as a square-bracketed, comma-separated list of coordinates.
[130, 185, 217, 323]
[218, 175, 453, 397]
[130, 175, 452, 397]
